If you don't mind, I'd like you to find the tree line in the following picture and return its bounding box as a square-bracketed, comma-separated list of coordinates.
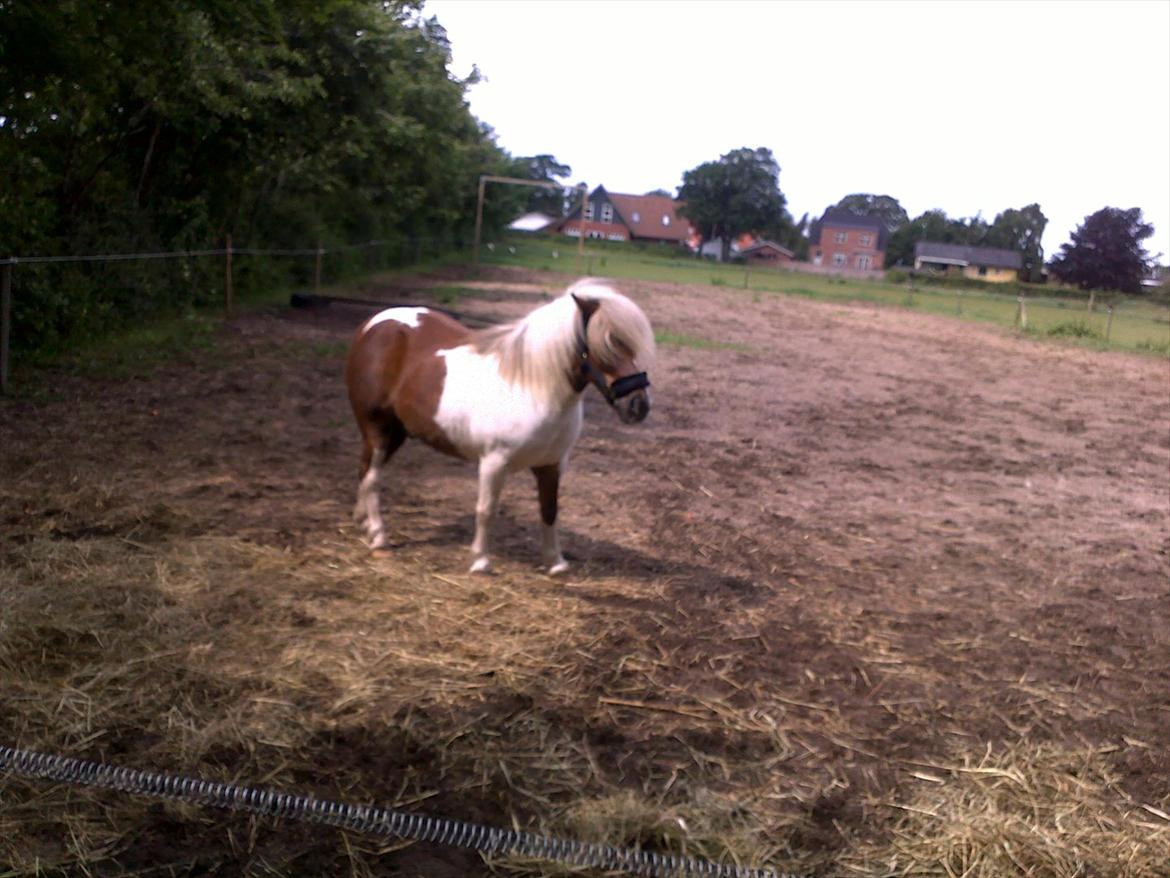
[0, 1, 553, 353]
[668, 147, 1159, 295]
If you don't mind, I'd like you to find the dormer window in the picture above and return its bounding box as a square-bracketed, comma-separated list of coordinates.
[601, 203, 613, 223]
[632, 211, 641, 223]
[661, 215, 671, 226]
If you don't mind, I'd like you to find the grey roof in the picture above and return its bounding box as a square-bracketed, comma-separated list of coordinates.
[915, 241, 1023, 270]
[821, 208, 885, 230]
[741, 240, 794, 257]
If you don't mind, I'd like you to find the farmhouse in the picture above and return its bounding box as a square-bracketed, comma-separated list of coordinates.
[807, 208, 887, 271]
[914, 241, 1023, 283]
[558, 186, 692, 246]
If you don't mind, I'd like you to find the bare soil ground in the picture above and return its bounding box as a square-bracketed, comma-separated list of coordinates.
[2, 266, 1168, 876]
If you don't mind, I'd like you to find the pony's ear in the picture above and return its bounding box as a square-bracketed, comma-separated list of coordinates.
[571, 293, 601, 320]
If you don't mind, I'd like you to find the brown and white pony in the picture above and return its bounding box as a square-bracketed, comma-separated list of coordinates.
[345, 279, 655, 574]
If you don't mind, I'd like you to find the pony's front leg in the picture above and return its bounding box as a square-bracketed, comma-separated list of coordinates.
[533, 464, 569, 575]
[470, 453, 508, 573]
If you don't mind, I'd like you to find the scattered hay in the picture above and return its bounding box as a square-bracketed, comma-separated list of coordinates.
[846, 743, 1170, 878]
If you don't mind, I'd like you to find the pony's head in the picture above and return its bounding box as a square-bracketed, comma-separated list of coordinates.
[567, 280, 655, 424]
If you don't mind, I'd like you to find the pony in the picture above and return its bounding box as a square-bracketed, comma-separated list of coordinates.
[344, 279, 655, 574]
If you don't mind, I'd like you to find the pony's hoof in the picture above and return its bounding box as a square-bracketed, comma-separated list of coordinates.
[547, 559, 570, 576]
[369, 531, 389, 551]
[469, 556, 492, 574]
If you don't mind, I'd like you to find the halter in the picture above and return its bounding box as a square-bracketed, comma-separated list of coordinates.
[581, 356, 650, 406]
[575, 303, 650, 407]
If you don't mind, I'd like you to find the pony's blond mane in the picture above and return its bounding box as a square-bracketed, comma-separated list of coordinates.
[472, 279, 655, 404]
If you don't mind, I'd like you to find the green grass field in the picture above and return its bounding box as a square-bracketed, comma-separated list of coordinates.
[475, 234, 1170, 357]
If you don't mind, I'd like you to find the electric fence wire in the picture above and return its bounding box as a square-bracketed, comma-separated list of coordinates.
[1, 746, 799, 878]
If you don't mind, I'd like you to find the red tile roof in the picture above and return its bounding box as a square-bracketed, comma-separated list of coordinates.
[606, 192, 691, 242]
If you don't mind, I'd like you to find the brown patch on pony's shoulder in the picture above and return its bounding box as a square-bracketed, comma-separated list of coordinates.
[416, 310, 473, 350]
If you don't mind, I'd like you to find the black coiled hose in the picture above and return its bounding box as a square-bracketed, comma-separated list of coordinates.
[1, 746, 789, 878]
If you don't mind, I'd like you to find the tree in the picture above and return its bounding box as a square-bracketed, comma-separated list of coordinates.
[677, 147, 787, 261]
[1049, 207, 1154, 294]
[0, 0, 521, 351]
[831, 193, 908, 232]
[984, 204, 1047, 282]
[644, 188, 671, 198]
[513, 154, 572, 216]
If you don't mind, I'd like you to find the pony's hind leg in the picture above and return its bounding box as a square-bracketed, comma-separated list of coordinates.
[354, 417, 406, 550]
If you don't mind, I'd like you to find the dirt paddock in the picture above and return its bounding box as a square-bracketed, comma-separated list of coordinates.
[2, 267, 1168, 876]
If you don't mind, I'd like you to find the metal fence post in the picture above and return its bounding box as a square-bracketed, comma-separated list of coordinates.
[1, 260, 12, 395]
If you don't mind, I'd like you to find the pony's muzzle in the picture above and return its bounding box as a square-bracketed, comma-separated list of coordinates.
[621, 390, 650, 424]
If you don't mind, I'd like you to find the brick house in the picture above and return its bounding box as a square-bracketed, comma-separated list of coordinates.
[558, 186, 692, 246]
[807, 209, 887, 271]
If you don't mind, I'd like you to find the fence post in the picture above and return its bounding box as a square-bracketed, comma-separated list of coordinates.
[1087, 290, 1095, 313]
[473, 176, 486, 267]
[224, 234, 234, 314]
[1105, 305, 1114, 342]
[315, 242, 323, 295]
[1, 260, 12, 396]
[1016, 294, 1028, 330]
[576, 185, 587, 275]
[956, 288, 963, 316]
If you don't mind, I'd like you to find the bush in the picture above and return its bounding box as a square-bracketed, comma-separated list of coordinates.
[1046, 320, 1101, 339]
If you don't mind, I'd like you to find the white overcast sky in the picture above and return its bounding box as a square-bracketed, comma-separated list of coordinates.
[422, 0, 1170, 262]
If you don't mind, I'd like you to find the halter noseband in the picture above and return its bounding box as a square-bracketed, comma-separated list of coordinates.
[576, 302, 649, 407]
[581, 357, 650, 406]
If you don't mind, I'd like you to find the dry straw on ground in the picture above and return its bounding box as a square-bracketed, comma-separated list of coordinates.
[2, 269, 1168, 876]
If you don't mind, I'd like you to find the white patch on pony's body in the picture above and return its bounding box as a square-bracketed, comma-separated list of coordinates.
[361, 307, 429, 334]
[434, 345, 583, 470]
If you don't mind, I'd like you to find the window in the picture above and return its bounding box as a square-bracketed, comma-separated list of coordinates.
[833, 253, 846, 267]
[978, 266, 987, 276]
[834, 231, 847, 244]
[661, 214, 671, 226]
[857, 254, 872, 270]
[601, 203, 613, 223]
[584, 203, 594, 220]
[859, 234, 872, 246]
[631, 211, 641, 223]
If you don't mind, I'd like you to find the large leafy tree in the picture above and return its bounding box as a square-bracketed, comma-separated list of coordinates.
[984, 204, 1047, 282]
[677, 147, 788, 261]
[0, 0, 524, 350]
[831, 194, 908, 232]
[1049, 207, 1154, 294]
[512, 154, 572, 216]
